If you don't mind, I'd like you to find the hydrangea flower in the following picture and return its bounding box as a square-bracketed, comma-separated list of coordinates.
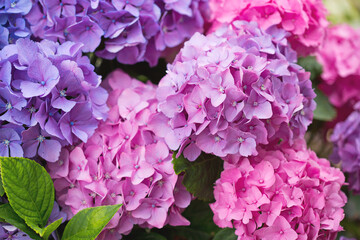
[25, 0, 210, 66]
[207, 0, 328, 56]
[0, 0, 32, 48]
[156, 21, 315, 161]
[331, 103, 360, 194]
[316, 24, 360, 109]
[0, 38, 108, 162]
[211, 140, 347, 239]
[0, 224, 31, 240]
[49, 70, 192, 238]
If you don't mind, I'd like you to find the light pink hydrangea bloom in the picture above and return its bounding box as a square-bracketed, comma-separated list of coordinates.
[210, 140, 347, 240]
[316, 24, 360, 108]
[156, 21, 315, 161]
[208, 0, 328, 56]
[48, 69, 192, 239]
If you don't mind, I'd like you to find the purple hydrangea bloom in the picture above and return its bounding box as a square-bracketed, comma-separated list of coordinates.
[331, 103, 360, 194]
[0, 224, 31, 240]
[0, 0, 31, 48]
[0, 38, 108, 162]
[156, 21, 315, 161]
[25, 0, 210, 66]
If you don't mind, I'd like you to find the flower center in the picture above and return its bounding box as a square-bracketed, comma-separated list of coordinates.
[60, 89, 67, 97]
[134, 164, 140, 169]
[111, 193, 116, 198]
[237, 137, 244, 143]
[151, 204, 156, 208]
[5, 102, 12, 110]
[70, 121, 74, 126]
[29, 107, 36, 113]
[3, 139, 10, 146]
[158, 159, 162, 163]
[214, 136, 220, 142]
[218, 86, 225, 93]
[232, 101, 237, 107]
[196, 104, 202, 109]
[260, 84, 266, 91]
[86, 26, 90, 31]
[130, 191, 135, 196]
[40, 81, 46, 86]
[124, 135, 129, 140]
[105, 173, 110, 179]
[253, 101, 258, 107]
[37, 135, 45, 143]
[10, 0, 17, 7]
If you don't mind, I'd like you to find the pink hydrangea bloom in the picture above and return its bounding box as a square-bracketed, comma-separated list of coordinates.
[208, 0, 328, 56]
[316, 24, 360, 108]
[48, 70, 191, 238]
[210, 140, 347, 240]
[156, 21, 315, 161]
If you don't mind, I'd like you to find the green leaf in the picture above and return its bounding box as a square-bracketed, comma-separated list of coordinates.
[182, 199, 219, 234]
[213, 228, 237, 240]
[297, 56, 323, 82]
[0, 157, 54, 228]
[0, 173, 4, 197]
[313, 88, 336, 121]
[0, 203, 41, 240]
[28, 218, 63, 240]
[172, 153, 223, 201]
[61, 204, 122, 240]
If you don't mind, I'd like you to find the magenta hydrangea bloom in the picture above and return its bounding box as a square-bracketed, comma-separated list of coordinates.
[211, 140, 347, 240]
[156, 21, 315, 161]
[208, 0, 328, 56]
[49, 70, 191, 238]
[316, 24, 360, 109]
[330, 103, 360, 194]
[25, 0, 209, 66]
[0, 38, 108, 161]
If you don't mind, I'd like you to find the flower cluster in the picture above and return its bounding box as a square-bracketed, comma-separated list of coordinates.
[49, 70, 192, 238]
[25, 0, 209, 66]
[208, 0, 328, 56]
[0, 0, 31, 48]
[316, 24, 360, 108]
[156, 21, 315, 161]
[0, 38, 108, 161]
[331, 103, 360, 193]
[211, 141, 346, 240]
